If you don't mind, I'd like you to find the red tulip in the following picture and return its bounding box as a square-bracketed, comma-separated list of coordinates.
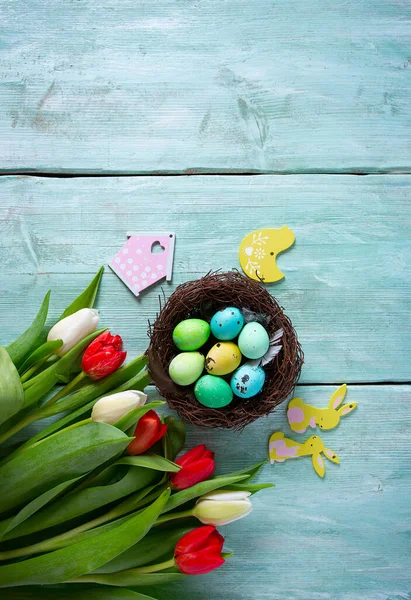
[174, 525, 225, 575]
[81, 331, 126, 380]
[169, 444, 215, 490]
[127, 410, 168, 455]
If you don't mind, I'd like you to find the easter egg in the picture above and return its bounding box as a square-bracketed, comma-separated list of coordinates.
[194, 375, 233, 408]
[205, 342, 242, 376]
[238, 322, 269, 359]
[172, 319, 211, 351]
[210, 307, 244, 341]
[169, 352, 205, 386]
[230, 364, 266, 398]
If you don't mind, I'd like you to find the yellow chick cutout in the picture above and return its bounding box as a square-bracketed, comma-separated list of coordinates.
[239, 226, 295, 283]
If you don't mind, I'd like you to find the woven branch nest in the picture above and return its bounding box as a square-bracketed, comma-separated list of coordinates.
[147, 271, 303, 430]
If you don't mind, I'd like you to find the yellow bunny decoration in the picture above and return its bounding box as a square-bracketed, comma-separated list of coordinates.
[287, 384, 357, 433]
[268, 432, 340, 478]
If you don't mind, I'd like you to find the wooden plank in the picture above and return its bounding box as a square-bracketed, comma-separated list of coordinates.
[151, 385, 411, 600]
[0, 0, 410, 174]
[1, 174, 410, 383]
[18, 385, 411, 600]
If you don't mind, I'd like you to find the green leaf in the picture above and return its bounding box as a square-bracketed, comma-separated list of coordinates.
[163, 416, 186, 461]
[114, 401, 165, 433]
[58, 267, 104, 321]
[117, 454, 181, 473]
[228, 459, 268, 483]
[162, 473, 249, 514]
[4, 466, 158, 541]
[77, 572, 185, 587]
[223, 482, 275, 494]
[23, 328, 106, 410]
[94, 526, 192, 573]
[0, 476, 83, 540]
[0, 422, 132, 515]
[0, 348, 25, 426]
[19, 340, 63, 375]
[6, 291, 51, 366]
[0, 489, 170, 587]
[3, 585, 158, 600]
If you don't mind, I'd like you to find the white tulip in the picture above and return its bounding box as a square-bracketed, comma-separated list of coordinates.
[91, 390, 147, 425]
[47, 308, 100, 356]
[193, 490, 253, 526]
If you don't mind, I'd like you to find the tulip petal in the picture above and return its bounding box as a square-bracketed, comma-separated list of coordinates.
[175, 526, 224, 556]
[175, 444, 207, 467]
[198, 490, 252, 502]
[170, 457, 215, 490]
[127, 411, 168, 455]
[175, 549, 225, 575]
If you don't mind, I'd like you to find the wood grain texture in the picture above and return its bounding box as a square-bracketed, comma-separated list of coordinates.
[1, 0, 411, 174]
[17, 385, 411, 600]
[148, 384, 411, 600]
[1, 174, 410, 384]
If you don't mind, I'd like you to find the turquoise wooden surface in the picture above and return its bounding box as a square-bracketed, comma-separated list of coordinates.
[1, 0, 411, 174]
[1, 175, 410, 384]
[1, 1, 411, 598]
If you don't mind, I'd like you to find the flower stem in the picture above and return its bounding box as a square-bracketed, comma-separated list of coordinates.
[43, 371, 87, 406]
[0, 412, 38, 445]
[0, 483, 167, 560]
[20, 361, 44, 383]
[155, 509, 194, 526]
[69, 558, 176, 584]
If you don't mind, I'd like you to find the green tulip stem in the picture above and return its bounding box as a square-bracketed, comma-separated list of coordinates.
[0, 411, 38, 445]
[0, 483, 168, 561]
[70, 558, 177, 584]
[42, 371, 88, 406]
[155, 508, 195, 526]
[20, 360, 45, 383]
[0, 508, 118, 560]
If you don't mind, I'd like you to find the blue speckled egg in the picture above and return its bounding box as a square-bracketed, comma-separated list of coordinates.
[238, 322, 269, 359]
[210, 307, 244, 341]
[230, 363, 266, 398]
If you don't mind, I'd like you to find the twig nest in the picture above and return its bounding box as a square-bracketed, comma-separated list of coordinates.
[147, 271, 303, 430]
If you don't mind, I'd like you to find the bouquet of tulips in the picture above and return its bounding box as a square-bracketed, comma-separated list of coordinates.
[0, 268, 273, 599]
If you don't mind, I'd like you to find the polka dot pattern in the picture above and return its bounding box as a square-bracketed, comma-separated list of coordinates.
[109, 234, 172, 296]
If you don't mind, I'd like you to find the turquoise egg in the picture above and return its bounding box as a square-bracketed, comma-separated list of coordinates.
[194, 375, 233, 408]
[172, 319, 211, 351]
[230, 363, 266, 398]
[210, 307, 244, 341]
[169, 352, 205, 386]
[238, 322, 269, 359]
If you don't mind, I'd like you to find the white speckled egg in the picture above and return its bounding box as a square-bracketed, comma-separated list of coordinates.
[230, 363, 266, 398]
[238, 322, 269, 359]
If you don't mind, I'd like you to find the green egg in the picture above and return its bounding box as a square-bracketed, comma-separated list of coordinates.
[169, 352, 205, 386]
[194, 375, 233, 408]
[172, 319, 211, 351]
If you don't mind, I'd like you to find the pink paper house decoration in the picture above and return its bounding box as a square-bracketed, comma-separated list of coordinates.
[109, 232, 175, 296]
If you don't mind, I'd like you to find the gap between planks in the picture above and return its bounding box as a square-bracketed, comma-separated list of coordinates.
[1, 170, 411, 178]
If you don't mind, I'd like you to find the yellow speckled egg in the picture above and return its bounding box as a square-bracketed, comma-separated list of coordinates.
[205, 342, 242, 376]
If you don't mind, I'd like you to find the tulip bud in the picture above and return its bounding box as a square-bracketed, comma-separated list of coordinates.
[81, 331, 127, 380]
[91, 390, 147, 425]
[174, 526, 225, 575]
[169, 444, 215, 491]
[193, 490, 252, 526]
[127, 410, 168, 455]
[47, 308, 99, 356]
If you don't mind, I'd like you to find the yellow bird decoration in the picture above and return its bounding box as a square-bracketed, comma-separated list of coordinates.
[239, 226, 295, 283]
